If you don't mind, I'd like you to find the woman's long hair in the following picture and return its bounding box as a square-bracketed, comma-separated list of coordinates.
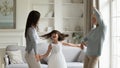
[41, 30, 69, 41]
[25, 10, 40, 37]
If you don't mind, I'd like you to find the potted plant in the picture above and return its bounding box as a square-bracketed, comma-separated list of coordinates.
[72, 32, 83, 44]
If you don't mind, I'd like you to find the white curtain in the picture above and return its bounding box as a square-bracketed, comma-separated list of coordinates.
[85, 0, 93, 34]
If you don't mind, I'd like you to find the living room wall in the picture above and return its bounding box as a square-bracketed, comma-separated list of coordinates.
[0, 0, 31, 48]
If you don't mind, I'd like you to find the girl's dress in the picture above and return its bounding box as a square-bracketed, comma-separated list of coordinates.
[48, 42, 67, 68]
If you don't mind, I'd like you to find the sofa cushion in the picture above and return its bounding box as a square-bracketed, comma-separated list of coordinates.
[6, 45, 26, 63]
[62, 46, 81, 62]
[37, 43, 49, 55]
[37, 43, 49, 63]
[6, 45, 19, 51]
[77, 48, 86, 62]
[19, 46, 26, 63]
[6, 64, 28, 68]
[67, 62, 83, 68]
[6, 64, 47, 68]
[6, 63, 83, 68]
[6, 50, 24, 64]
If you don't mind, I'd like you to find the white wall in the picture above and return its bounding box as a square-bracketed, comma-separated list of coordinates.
[0, 0, 30, 48]
[16, 0, 30, 30]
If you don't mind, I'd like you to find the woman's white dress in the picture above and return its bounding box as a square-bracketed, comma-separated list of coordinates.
[48, 42, 67, 68]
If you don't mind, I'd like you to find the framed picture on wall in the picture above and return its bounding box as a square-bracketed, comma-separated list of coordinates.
[0, 0, 16, 29]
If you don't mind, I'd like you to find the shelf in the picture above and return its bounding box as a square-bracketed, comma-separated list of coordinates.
[62, 0, 84, 3]
[31, 0, 54, 4]
[63, 17, 83, 19]
[63, 31, 84, 32]
[32, 3, 54, 5]
[41, 17, 54, 19]
[63, 3, 84, 6]
[31, 0, 86, 33]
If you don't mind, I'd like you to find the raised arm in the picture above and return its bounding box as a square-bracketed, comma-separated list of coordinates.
[93, 7, 105, 28]
[93, 7, 106, 40]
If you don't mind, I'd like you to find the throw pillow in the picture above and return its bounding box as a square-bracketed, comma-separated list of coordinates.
[7, 50, 24, 64]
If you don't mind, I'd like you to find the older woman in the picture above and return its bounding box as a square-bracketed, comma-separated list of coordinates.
[81, 7, 106, 68]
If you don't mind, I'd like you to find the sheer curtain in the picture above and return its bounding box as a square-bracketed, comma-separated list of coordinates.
[85, 0, 99, 33]
[85, 0, 93, 33]
[111, 0, 120, 68]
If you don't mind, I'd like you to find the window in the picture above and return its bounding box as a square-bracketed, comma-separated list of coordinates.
[111, 0, 120, 68]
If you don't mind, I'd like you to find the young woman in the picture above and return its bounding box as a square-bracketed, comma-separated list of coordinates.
[39, 30, 81, 68]
[81, 7, 106, 68]
[25, 10, 41, 68]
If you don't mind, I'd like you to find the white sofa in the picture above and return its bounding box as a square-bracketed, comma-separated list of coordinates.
[4, 43, 85, 68]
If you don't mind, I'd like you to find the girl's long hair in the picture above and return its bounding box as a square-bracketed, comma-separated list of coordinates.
[25, 10, 40, 37]
[41, 30, 69, 41]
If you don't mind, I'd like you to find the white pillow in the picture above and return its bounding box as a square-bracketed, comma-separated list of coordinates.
[7, 50, 24, 64]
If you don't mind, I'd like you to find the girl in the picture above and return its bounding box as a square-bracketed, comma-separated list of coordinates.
[39, 30, 81, 68]
[25, 10, 41, 68]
